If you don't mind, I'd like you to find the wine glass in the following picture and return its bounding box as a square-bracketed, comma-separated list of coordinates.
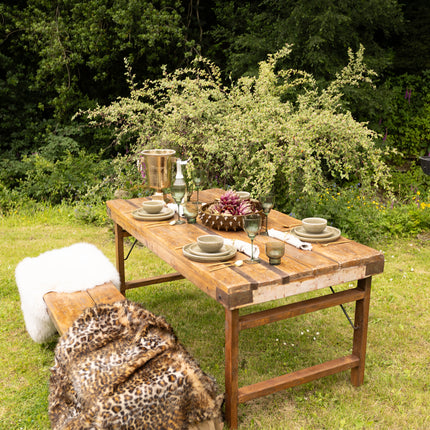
[193, 168, 204, 204]
[259, 193, 274, 235]
[170, 183, 186, 224]
[243, 213, 261, 264]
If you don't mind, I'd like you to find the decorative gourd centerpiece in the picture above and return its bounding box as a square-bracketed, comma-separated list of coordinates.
[199, 190, 263, 231]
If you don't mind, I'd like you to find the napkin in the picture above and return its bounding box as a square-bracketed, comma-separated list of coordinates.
[267, 228, 312, 251]
[167, 203, 184, 216]
[224, 238, 260, 258]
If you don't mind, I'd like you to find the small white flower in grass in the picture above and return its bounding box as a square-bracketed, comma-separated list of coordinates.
[276, 338, 279, 342]
[283, 342, 287, 346]
[291, 344, 295, 347]
[389, 278, 393, 281]
[313, 337, 316, 341]
[306, 329, 309, 332]
[316, 332, 320, 335]
[410, 268, 414, 272]
[300, 331, 304, 335]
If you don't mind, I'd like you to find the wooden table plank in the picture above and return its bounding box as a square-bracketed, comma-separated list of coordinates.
[238, 355, 360, 403]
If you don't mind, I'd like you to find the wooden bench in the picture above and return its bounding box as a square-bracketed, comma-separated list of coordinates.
[43, 281, 224, 429]
[43, 282, 124, 335]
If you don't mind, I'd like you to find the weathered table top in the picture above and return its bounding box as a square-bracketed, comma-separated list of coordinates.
[106, 188, 384, 310]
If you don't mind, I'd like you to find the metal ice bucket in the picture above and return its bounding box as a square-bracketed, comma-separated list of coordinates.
[141, 149, 176, 198]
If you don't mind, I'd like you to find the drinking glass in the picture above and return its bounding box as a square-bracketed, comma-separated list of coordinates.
[243, 213, 261, 264]
[182, 200, 199, 224]
[170, 183, 186, 224]
[259, 193, 274, 235]
[265, 241, 285, 265]
[193, 168, 204, 204]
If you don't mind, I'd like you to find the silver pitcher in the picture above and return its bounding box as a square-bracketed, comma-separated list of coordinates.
[141, 149, 176, 200]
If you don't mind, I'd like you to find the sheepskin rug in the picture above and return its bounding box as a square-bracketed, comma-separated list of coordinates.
[15, 243, 120, 343]
[49, 300, 224, 430]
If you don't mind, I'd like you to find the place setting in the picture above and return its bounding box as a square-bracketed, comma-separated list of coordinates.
[266, 217, 341, 248]
[131, 200, 175, 221]
[182, 214, 262, 268]
[182, 235, 237, 263]
[290, 217, 341, 243]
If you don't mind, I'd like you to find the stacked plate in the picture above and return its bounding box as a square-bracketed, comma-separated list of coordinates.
[291, 225, 341, 243]
[182, 243, 237, 262]
[132, 206, 175, 221]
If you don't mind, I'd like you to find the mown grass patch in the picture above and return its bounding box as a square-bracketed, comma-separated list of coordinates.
[1, 210, 429, 429]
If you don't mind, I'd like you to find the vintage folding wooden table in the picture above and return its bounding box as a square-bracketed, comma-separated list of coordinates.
[106, 188, 384, 429]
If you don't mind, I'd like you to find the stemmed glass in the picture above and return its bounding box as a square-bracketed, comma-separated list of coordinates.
[170, 183, 186, 225]
[243, 213, 261, 264]
[260, 193, 274, 235]
[193, 168, 204, 204]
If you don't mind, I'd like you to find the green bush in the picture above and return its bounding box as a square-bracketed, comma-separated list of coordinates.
[17, 151, 112, 204]
[291, 182, 430, 244]
[0, 183, 34, 216]
[389, 163, 430, 202]
[380, 71, 430, 161]
[73, 153, 150, 225]
[82, 46, 394, 212]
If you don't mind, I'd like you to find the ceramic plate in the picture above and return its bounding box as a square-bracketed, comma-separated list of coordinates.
[291, 226, 341, 243]
[183, 243, 237, 262]
[187, 243, 231, 258]
[132, 207, 174, 221]
[136, 206, 171, 217]
[293, 225, 333, 239]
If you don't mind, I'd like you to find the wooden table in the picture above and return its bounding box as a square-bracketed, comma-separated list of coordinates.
[106, 189, 384, 429]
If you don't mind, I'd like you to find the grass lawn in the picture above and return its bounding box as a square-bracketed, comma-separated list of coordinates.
[1, 207, 429, 429]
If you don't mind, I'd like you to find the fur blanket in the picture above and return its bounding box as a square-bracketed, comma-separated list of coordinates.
[49, 300, 224, 430]
[15, 243, 120, 343]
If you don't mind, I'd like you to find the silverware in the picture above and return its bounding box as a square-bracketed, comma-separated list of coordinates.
[145, 223, 168, 227]
[208, 260, 244, 271]
[174, 243, 193, 249]
[282, 224, 302, 229]
[321, 240, 351, 247]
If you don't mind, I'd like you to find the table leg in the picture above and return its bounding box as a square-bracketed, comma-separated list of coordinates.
[225, 308, 240, 429]
[351, 277, 372, 386]
[114, 223, 126, 295]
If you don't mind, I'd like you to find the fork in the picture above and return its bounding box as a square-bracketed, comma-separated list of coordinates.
[321, 240, 351, 247]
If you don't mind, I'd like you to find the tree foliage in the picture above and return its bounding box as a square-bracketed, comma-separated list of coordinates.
[0, 0, 187, 158]
[205, 0, 404, 81]
[1, 0, 428, 178]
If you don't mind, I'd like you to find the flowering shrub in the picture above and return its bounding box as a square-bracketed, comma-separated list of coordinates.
[81, 45, 394, 211]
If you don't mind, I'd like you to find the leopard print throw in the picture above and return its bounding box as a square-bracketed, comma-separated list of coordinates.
[49, 300, 224, 429]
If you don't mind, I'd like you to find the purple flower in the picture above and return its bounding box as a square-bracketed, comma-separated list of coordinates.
[405, 88, 412, 104]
